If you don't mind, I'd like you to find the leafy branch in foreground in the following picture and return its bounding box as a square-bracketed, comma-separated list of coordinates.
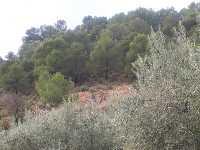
[115, 24, 200, 150]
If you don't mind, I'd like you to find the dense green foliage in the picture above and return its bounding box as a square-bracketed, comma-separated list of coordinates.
[36, 71, 74, 105]
[0, 53, 32, 94]
[0, 2, 200, 101]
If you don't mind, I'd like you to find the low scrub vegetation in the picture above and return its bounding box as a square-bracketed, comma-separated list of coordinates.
[0, 102, 118, 150]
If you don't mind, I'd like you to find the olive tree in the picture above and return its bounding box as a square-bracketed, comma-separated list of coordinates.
[115, 24, 200, 150]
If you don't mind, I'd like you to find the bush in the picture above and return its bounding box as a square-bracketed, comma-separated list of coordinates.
[36, 71, 74, 105]
[113, 24, 200, 149]
[0, 102, 118, 150]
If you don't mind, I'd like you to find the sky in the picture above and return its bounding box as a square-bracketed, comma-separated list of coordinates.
[0, 0, 199, 57]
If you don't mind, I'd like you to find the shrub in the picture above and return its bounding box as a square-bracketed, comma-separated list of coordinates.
[0, 102, 118, 150]
[36, 71, 74, 105]
[113, 24, 200, 149]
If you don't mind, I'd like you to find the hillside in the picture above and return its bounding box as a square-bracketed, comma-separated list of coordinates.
[1, 2, 200, 150]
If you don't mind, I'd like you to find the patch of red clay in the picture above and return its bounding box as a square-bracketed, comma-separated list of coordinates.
[78, 84, 137, 107]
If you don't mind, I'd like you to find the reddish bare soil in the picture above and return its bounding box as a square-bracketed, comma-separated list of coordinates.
[77, 83, 137, 109]
[30, 83, 137, 115]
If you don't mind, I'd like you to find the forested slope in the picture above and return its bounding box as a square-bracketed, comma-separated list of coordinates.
[0, 2, 200, 97]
